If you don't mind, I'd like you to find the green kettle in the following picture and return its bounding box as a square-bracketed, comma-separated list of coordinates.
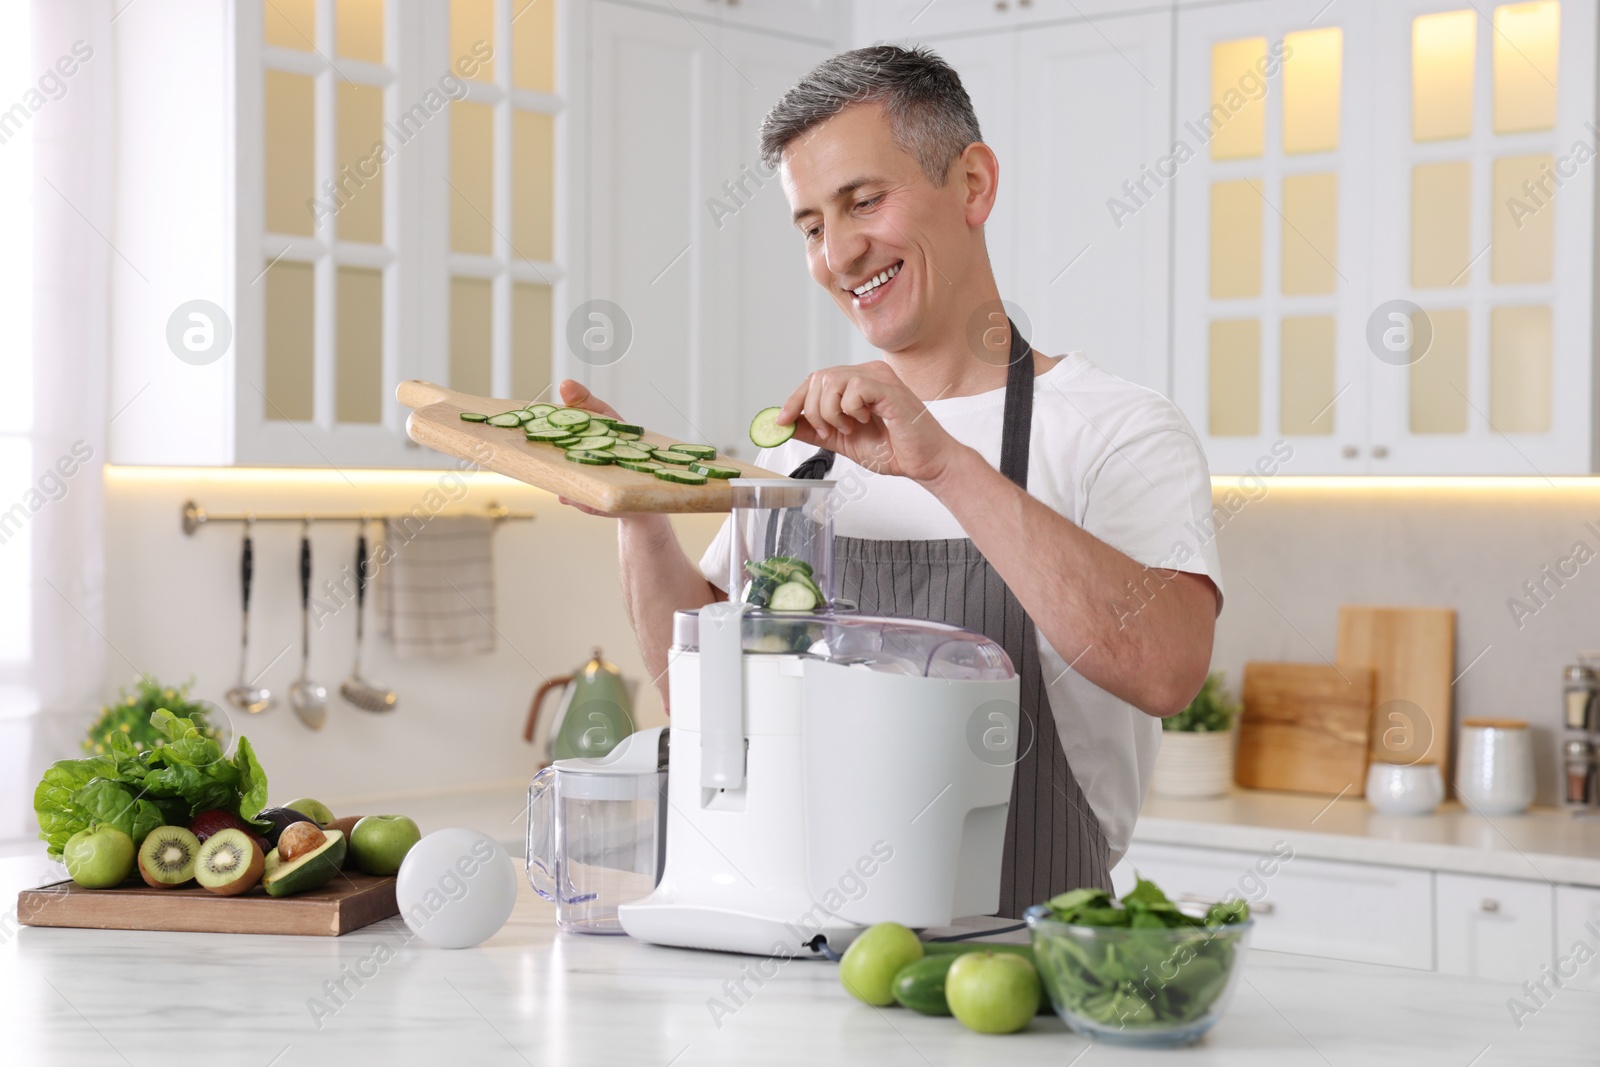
[523, 647, 636, 763]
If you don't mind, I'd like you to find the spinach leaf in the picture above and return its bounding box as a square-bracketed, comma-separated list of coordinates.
[33, 711, 270, 858]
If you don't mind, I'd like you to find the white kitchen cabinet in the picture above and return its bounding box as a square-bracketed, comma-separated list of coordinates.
[853, 0, 1168, 42]
[1434, 872, 1555, 980]
[582, 1, 841, 458]
[1013, 13, 1173, 393]
[1172, 0, 1599, 474]
[720, 0, 841, 40]
[1554, 884, 1600, 992]
[1116, 841, 1436, 969]
[110, 0, 572, 469]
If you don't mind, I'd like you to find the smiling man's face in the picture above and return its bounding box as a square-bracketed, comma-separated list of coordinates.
[781, 102, 992, 354]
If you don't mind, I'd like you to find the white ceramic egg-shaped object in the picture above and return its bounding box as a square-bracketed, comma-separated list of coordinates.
[395, 828, 517, 948]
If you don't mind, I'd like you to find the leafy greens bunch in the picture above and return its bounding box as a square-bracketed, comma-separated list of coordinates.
[1032, 877, 1250, 1029]
[35, 709, 268, 859]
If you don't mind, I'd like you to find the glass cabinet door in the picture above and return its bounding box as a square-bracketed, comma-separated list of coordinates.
[1365, 0, 1591, 474]
[1173, 0, 1374, 475]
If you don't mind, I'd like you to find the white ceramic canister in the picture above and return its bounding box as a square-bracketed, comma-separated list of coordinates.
[1455, 718, 1536, 815]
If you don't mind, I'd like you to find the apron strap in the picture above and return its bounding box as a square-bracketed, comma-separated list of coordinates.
[787, 317, 1034, 489]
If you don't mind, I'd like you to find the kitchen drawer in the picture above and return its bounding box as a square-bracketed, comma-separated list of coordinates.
[1115, 842, 1434, 970]
[1434, 873, 1554, 981]
[1555, 885, 1600, 992]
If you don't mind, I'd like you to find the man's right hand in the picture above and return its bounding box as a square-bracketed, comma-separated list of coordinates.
[554, 379, 633, 519]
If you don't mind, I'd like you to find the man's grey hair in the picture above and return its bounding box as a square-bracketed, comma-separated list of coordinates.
[758, 45, 982, 186]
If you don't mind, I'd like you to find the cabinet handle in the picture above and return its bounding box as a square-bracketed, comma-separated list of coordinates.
[1341, 445, 1358, 459]
[1480, 898, 1500, 913]
[1177, 893, 1274, 916]
[1372, 445, 1389, 459]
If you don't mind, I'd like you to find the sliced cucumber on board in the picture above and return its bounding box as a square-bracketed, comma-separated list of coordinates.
[459, 412, 489, 423]
[565, 449, 615, 465]
[655, 469, 707, 485]
[486, 412, 524, 428]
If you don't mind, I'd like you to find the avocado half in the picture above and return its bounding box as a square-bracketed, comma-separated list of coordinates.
[262, 829, 347, 897]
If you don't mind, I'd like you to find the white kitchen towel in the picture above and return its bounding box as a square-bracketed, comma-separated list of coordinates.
[375, 515, 497, 656]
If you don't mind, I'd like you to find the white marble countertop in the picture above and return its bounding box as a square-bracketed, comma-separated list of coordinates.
[4, 784, 1599, 1066]
[1134, 790, 1600, 886]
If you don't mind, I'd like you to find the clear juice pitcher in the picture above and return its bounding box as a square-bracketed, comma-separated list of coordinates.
[527, 725, 667, 934]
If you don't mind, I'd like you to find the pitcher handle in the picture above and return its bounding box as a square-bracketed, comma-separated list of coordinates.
[526, 766, 558, 900]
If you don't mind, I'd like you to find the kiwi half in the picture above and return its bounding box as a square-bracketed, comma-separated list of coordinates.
[138, 826, 200, 889]
[194, 828, 265, 896]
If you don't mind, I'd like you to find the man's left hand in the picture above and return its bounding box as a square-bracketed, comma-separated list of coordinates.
[777, 361, 966, 485]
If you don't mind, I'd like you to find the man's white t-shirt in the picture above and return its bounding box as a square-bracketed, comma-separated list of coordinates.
[699, 353, 1223, 868]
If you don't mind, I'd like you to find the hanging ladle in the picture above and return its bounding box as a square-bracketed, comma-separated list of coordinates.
[289, 520, 328, 730]
[224, 519, 273, 714]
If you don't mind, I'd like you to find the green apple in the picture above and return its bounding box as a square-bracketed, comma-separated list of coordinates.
[285, 797, 335, 827]
[838, 922, 924, 1006]
[946, 951, 1040, 1034]
[63, 826, 135, 889]
[349, 815, 421, 876]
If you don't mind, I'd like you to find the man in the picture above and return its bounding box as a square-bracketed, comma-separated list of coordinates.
[559, 45, 1221, 917]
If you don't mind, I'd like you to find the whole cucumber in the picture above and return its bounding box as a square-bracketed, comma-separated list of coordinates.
[891, 955, 956, 1016]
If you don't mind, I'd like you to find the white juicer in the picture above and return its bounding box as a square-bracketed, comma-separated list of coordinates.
[616, 480, 1021, 957]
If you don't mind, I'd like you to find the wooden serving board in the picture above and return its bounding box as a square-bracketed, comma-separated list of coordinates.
[398, 380, 782, 513]
[1336, 606, 1456, 782]
[16, 872, 398, 937]
[1234, 662, 1376, 796]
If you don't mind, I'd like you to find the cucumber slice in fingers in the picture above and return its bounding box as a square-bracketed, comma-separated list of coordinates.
[769, 581, 819, 611]
[749, 407, 795, 448]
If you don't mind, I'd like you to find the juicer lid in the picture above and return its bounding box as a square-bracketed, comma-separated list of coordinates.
[550, 725, 668, 777]
[669, 608, 1014, 681]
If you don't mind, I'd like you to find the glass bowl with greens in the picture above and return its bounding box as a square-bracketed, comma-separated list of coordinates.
[1024, 877, 1253, 1048]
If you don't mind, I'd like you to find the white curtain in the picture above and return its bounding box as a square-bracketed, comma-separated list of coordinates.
[0, 0, 112, 848]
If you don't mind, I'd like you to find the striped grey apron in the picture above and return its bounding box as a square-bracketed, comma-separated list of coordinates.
[788, 321, 1112, 917]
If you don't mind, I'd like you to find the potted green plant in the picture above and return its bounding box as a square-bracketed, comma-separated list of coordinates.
[1150, 672, 1240, 799]
[83, 675, 231, 757]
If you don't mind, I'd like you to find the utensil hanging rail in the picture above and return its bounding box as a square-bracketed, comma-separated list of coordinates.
[181, 499, 534, 536]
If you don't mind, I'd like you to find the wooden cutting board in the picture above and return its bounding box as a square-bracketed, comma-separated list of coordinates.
[16, 872, 398, 937]
[1336, 606, 1456, 782]
[1234, 662, 1376, 795]
[398, 380, 782, 513]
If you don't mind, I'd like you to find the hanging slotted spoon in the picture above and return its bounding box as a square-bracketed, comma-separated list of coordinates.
[289, 523, 328, 730]
[224, 522, 273, 714]
[340, 527, 397, 712]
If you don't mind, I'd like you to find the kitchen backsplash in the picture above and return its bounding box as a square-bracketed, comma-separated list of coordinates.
[1208, 479, 1599, 809]
[10, 470, 1588, 850]
[79, 467, 726, 819]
